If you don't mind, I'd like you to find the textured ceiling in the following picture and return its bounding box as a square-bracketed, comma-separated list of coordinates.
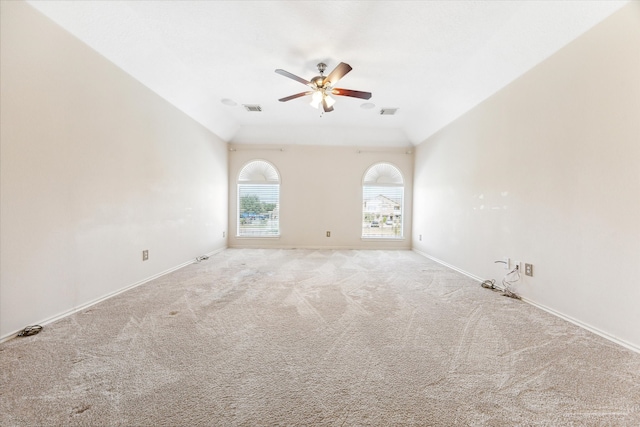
[26, 0, 629, 147]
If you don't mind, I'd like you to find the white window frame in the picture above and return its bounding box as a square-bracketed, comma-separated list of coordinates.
[237, 160, 280, 237]
[362, 162, 404, 239]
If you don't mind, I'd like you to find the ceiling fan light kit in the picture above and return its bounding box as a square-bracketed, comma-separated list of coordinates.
[276, 62, 372, 113]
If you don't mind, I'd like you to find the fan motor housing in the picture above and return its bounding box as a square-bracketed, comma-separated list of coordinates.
[311, 75, 325, 88]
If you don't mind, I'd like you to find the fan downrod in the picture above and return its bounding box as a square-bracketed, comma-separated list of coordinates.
[311, 63, 327, 88]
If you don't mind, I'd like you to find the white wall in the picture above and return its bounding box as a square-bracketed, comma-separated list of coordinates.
[228, 145, 413, 249]
[412, 3, 640, 350]
[0, 1, 228, 339]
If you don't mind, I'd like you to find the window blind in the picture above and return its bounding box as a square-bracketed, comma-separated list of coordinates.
[238, 184, 280, 236]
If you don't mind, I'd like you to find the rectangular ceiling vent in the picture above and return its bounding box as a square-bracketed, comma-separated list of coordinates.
[243, 104, 262, 112]
[380, 108, 398, 116]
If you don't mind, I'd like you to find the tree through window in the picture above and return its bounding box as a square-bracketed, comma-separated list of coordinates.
[362, 163, 404, 238]
[237, 160, 280, 237]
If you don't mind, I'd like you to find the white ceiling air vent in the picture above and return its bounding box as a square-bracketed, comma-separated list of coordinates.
[243, 104, 262, 112]
[380, 108, 398, 116]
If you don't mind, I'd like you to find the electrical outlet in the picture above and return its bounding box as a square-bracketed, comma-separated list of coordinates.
[142, 250, 149, 261]
[525, 263, 533, 277]
[503, 257, 510, 270]
[514, 260, 521, 272]
[326, 231, 331, 237]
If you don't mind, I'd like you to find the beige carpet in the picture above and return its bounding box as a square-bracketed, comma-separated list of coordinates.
[1, 249, 639, 426]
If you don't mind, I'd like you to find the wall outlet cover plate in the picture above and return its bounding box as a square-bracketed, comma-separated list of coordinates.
[525, 263, 533, 276]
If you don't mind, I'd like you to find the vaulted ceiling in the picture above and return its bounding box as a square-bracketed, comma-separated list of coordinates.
[27, 0, 628, 147]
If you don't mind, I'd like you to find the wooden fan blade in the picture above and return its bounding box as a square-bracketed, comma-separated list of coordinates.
[279, 91, 313, 102]
[323, 62, 352, 87]
[322, 98, 334, 113]
[275, 69, 310, 85]
[331, 88, 372, 100]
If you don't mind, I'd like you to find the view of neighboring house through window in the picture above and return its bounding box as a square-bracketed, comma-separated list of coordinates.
[362, 163, 404, 238]
[237, 160, 280, 237]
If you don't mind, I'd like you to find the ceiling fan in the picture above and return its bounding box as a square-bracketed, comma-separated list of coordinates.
[275, 62, 372, 113]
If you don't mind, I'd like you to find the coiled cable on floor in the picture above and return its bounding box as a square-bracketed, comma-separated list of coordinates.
[480, 266, 521, 300]
[481, 279, 497, 290]
[17, 325, 42, 337]
[501, 266, 521, 299]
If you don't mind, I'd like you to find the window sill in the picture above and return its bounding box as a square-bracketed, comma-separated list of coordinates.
[235, 235, 281, 239]
[361, 237, 405, 241]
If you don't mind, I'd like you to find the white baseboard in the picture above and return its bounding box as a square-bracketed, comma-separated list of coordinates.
[520, 297, 640, 354]
[7, 247, 637, 354]
[412, 249, 485, 282]
[0, 247, 226, 343]
[412, 249, 640, 354]
[228, 245, 412, 250]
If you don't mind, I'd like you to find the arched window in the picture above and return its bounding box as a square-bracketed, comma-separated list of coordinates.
[362, 163, 404, 238]
[237, 160, 280, 237]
